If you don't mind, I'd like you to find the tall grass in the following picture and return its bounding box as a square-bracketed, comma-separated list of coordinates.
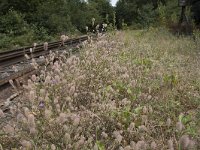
[0, 28, 199, 149]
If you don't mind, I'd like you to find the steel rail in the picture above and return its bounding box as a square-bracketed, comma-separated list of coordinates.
[0, 35, 89, 87]
[0, 36, 88, 68]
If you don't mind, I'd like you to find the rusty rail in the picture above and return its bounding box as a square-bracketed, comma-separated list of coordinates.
[0, 35, 89, 87]
[0, 35, 88, 68]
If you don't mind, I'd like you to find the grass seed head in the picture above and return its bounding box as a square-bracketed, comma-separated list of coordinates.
[136, 141, 147, 150]
[168, 139, 174, 149]
[0, 109, 5, 118]
[176, 121, 184, 132]
[27, 114, 36, 129]
[51, 144, 56, 150]
[179, 135, 190, 149]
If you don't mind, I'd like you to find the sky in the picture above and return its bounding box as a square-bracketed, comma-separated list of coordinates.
[111, 0, 118, 6]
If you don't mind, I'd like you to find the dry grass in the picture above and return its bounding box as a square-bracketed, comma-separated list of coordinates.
[0, 28, 200, 150]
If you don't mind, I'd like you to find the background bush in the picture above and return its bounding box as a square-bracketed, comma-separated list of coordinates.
[0, 0, 200, 50]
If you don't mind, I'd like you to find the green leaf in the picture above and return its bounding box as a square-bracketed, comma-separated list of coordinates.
[96, 141, 105, 150]
[178, 113, 184, 122]
[127, 88, 132, 94]
[134, 106, 142, 114]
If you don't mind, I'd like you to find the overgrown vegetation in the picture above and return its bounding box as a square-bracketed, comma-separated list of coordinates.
[115, 0, 200, 29]
[0, 0, 200, 50]
[0, 29, 199, 149]
[0, 0, 114, 50]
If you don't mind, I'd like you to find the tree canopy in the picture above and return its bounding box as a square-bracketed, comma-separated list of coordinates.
[0, 0, 114, 35]
[0, 0, 199, 49]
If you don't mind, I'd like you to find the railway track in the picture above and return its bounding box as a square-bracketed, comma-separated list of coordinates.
[0, 35, 88, 69]
[0, 35, 89, 87]
[0, 35, 92, 111]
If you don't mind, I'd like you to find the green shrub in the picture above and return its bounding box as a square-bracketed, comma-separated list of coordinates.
[0, 10, 29, 36]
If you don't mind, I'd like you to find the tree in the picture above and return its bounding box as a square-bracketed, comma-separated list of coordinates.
[35, 0, 74, 34]
[88, 0, 114, 23]
[115, 0, 158, 28]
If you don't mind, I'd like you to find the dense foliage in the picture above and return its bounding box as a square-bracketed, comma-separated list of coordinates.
[0, 0, 114, 50]
[0, 0, 200, 50]
[115, 0, 200, 29]
[0, 29, 199, 149]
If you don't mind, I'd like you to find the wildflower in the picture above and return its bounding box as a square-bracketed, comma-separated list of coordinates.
[56, 104, 61, 113]
[122, 73, 129, 79]
[168, 139, 174, 150]
[21, 140, 32, 149]
[188, 140, 196, 149]
[73, 116, 80, 126]
[51, 144, 56, 150]
[9, 79, 17, 90]
[64, 133, 71, 144]
[147, 95, 152, 100]
[69, 85, 76, 95]
[12, 65, 18, 72]
[75, 136, 85, 149]
[74, 92, 78, 98]
[66, 96, 72, 102]
[47, 131, 53, 138]
[45, 109, 52, 119]
[33, 43, 37, 47]
[65, 35, 69, 40]
[28, 114, 36, 129]
[121, 98, 131, 106]
[38, 101, 45, 109]
[57, 113, 68, 124]
[77, 75, 85, 80]
[119, 146, 124, 150]
[54, 97, 59, 104]
[166, 118, 171, 127]
[124, 146, 131, 150]
[179, 135, 190, 149]
[29, 90, 35, 101]
[130, 141, 136, 148]
[61, 35, 66, 46]
[139, 125, 148, 132]
[39, 56, 45, 59]
[148, 105, 153, 113]
[92, 18, 95, 26]
[128, 122, 135, 131]
[143, 106, 148, 114]
[27, 79, 33, 89]
[44, 42, 48, 51]
[131, 80, 137, 87]
[3, 124, 15, 135]
[150, 141, 157, 150]
[30, 48, 33, 53]
[17, 113, 27, 123]
[136, 141, 147, 150]
[40, 89, 45, 97]
[101, 132, 108, 138]
[41, 144, 48, 149]
[96, 24, 100, 31]
[31, 58, 38, 69]
[141, 115, 148, 125]
[23, 107, 30, 118]
[63, 125, 69, 132]
[25, 54, 30, 59]
[94, 144, 98, 150]
[9, 106, 16, 115]
[0, 109, 5, 118]
[30, 127, 37, 136]
[176, 121, 184, 132]
[55, 75, 60, 83]
[86, 26, 89, 32]
[113, 131, 123, 143]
